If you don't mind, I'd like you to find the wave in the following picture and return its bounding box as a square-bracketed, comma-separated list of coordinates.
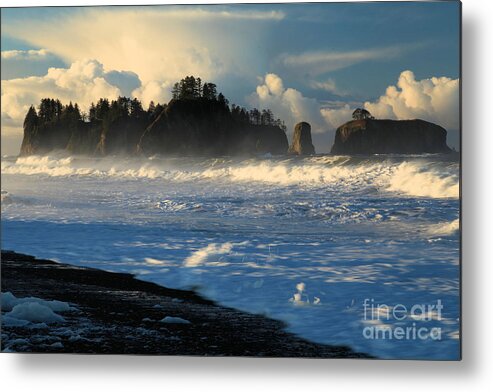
[427, 219, 460, 237]
[1, 154, 459, 199]
[387, 162, 459, 198]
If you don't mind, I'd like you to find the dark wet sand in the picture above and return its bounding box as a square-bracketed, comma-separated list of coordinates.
[1, 250, 371, 358]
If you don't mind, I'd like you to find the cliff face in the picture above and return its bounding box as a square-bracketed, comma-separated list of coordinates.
[330, 119, 451, 155]
[20, 120, 78, 156]
[20, 99, 288, 157]
[288, 122, 315, 155]
[96, 117, 148, 156]
[138, 99, 288, 156]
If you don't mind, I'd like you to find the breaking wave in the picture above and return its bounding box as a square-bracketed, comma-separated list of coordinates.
[387, 162, 459, 198]
[1, 154, 459, 199]
[427, 218, 460, 237]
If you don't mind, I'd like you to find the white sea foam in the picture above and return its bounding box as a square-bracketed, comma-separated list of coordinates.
[1, 155, 459, 201]
[427, 219, 460, 237]
[1, 292, 73, 325]
[183, 242, 234, 267]
[160, 316, 191, 324]
[1, 291, 74, 312]
[387, 162, 459, 199]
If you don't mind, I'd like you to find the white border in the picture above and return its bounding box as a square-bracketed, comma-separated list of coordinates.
[2, 0, 493, 390]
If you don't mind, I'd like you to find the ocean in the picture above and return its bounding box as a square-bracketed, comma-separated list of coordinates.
[1, 153, 460, 359]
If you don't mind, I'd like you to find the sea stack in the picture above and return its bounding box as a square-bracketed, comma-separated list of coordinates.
[330, 119, 451, 155]
[288, 122, 315, 155]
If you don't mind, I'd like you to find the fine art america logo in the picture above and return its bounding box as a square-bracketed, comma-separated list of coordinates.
[362, 298, 443, 341]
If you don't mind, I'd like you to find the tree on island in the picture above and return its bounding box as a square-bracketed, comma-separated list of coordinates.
[352, 108, 374, 120]
[24, 105, 39, 129]
[169, 76, 286, 131]
[147, 101, 156, 114]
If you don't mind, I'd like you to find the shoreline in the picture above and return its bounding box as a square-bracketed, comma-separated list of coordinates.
[1, 250, 371, 358]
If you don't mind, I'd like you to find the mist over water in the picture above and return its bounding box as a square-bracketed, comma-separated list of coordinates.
[1, 153, 460, 359]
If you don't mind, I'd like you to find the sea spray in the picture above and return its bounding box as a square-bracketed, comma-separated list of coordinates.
[2, 154, 459, 199]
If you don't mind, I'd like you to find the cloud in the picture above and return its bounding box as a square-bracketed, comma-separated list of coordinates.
[308, 78, 347, 96]
[156, 9, 285, 20]
[1, 48, 67, 79]
[248, 73, 327, 135]
[278, 45, 414, 76]
[363, 70, 459, 130]
[3, 7, 284, 85]
[1, 49, 52, 60]
[132, 80, 173, 108]
[103, 70, 141, 97]
[0, 59, 138, 136]
[321, 103, 355, 130]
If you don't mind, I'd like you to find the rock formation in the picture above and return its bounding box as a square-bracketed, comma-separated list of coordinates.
[137, 98, 288, 156]
[330, 119, 451, 155]
[19, 98, 289, 157]
[288, 122, 315, 155]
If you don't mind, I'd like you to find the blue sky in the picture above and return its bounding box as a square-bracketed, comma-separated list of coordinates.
[1, 2, 461, 153]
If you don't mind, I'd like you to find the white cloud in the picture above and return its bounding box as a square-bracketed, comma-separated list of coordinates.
[132, 80, 173, 108]
[3, 8, 283, 85]
[0, 59, 131, 136]
[157, 9, 285, 20]
[363, 70, 459, 130]
[321, 104, 355, 130]
[278, 46, 406, 76]
[322, 71, 459, 132]
[309, 78, 345, 96]
[248, 73, 327, 134]
[1, 49, 52, 60]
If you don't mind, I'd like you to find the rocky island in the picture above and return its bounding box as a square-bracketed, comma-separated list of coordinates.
[20, 76, 289, 157]
[330, 108, 451, 155]
[288, 122, 316, 155]
[19, 85, 453, 158]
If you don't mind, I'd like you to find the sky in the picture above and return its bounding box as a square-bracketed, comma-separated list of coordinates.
[0, 1, 461, 155]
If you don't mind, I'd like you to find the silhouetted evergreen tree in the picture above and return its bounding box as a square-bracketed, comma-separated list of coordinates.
[202, 82, 217, 100]
[130, 98, 145, 119]
[217, 93, 229, 110]
[24, 105, 39, 129]
[171, 83, 180, 99]
[148, 101, 156, 114]
[38, 98, 60, 123]
[352, 108, 374, 120]
[89, 103, 97, 121]
[96, 98, 110, 120]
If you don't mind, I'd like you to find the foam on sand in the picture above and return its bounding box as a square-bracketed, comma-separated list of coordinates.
[1, 292, 74, 325]
[160, 316, 191, 324]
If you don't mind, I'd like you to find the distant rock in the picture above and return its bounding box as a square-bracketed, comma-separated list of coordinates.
[330, 119, 451, 155]
[288, 122, 315, 155]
